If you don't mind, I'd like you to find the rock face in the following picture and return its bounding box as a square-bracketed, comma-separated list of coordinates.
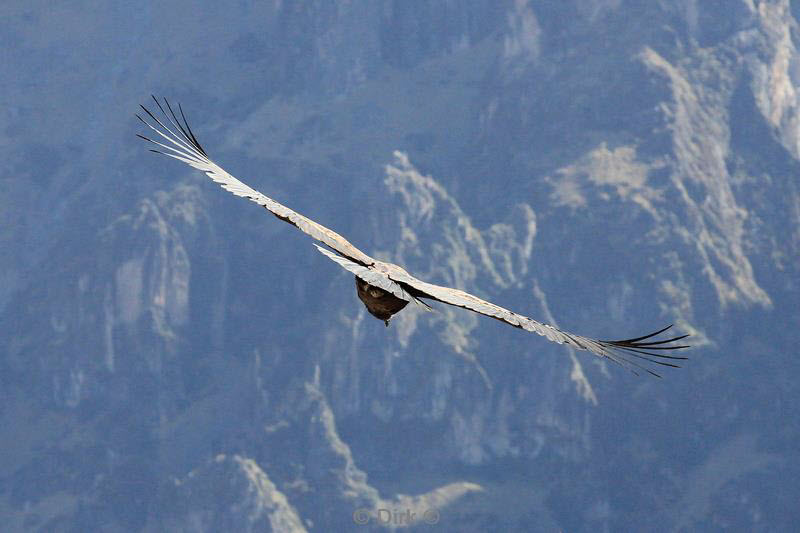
[2, 1, 799, 531]
[160, 454, 306, 533]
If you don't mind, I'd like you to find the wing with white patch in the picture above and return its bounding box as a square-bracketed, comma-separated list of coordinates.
[384, 269, 689, 377]
[312, 244, 413, 302]
[136, 96, 375, 267]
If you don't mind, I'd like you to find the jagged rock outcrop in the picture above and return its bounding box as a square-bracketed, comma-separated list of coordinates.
[2, 1, 799, 531]
[160, 455, 307, 533]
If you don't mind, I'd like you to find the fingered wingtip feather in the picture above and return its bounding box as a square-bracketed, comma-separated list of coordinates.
[632, 345, 691, 352]
[593, 324, 691, 377]
[609, 344, 689, 359]
[136, 95, 209, 162]
[605, 324, 674, 345]
[178, 101, 207, 156]
[610, 348, 684, 367]
[601, 347, 666, 377]
[628, 334, 691, 348]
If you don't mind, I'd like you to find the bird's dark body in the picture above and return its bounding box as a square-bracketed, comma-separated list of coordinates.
[355, 276, 408, 325]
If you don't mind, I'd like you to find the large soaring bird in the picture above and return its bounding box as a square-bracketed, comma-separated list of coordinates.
[137, 96, 689, 377]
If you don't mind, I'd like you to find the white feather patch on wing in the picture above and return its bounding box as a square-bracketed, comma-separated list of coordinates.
[383, 268, 607, 351]
[136, 99, 375, 267]
[312, 244, 413, 302]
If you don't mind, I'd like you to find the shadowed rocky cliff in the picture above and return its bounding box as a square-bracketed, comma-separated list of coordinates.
[2, 1, 799, 531]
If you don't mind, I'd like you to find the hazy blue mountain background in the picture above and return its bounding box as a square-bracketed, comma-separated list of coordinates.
[2, 1, 799, 531]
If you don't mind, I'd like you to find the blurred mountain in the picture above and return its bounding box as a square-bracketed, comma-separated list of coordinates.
[1, 1, 799, 531]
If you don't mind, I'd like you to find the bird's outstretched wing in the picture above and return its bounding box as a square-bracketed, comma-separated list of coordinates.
[139, 96, 689, 377]
[388, 270, 689, 377]
[312, 244, 689, 377]
[136, 96, 375, 267]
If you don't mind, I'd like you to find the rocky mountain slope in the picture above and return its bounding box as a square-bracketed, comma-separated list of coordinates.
[2, 1, 798, 531]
